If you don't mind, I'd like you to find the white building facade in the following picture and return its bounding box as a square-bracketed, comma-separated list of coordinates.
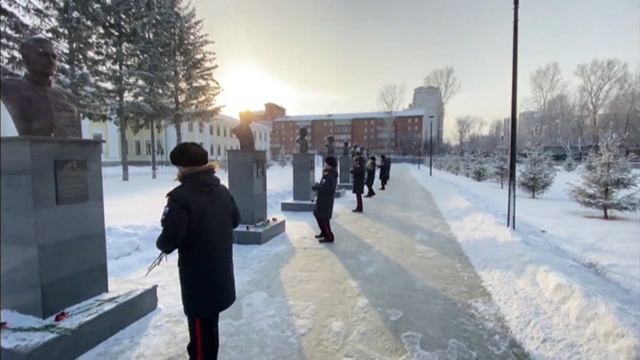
[409, 86, 443, 145]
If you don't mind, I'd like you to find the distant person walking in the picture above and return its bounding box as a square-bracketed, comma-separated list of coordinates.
[351, 151, 366, 212]
[365, 156, 377, 198]
[312, 156, 338, 243]
[156, 142, 241, 360]
[379, 155, 390, 190]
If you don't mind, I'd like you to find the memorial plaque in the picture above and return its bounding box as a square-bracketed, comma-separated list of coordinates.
[54, 160, 89, 204]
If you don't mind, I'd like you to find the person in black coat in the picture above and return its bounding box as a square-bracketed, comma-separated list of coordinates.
[312, 156, 338, 243]
[379, 155, 390, 190]
[157, 142, 241, 360]
[365, 156, 377, 197]
[351, 152, 365, 212]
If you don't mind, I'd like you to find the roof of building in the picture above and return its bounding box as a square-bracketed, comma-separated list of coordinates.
[213, 114, 270, 130]
[274, 109, 426, 122]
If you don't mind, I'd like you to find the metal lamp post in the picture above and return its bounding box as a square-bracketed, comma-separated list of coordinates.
[429, 115, 434, 176]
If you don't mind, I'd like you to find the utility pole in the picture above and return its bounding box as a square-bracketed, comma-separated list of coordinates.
[507, 0, 519, 229]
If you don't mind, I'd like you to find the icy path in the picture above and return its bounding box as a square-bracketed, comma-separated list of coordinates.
[82, 166, 526, 359]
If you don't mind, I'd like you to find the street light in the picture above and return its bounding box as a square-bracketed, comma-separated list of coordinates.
[428, 115, 435, 176]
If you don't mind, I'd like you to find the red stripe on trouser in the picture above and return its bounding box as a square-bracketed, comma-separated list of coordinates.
[321, 220, 333, 240]
[195, 318, 203, 360]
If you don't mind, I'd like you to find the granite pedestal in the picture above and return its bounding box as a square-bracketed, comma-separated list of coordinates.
[281, 153, 315, 212]
[338, 155, 353, 190]
[228, 150, 285, 244]
[0, 136, 157, 359]
[339, 155, 352, 183]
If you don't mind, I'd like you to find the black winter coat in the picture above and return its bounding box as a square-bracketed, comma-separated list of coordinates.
[156, 168, 241, 317]
[312, 168, 337, 219]
[366, 160, 376, 187]
[351, 156, 365, 194]
[379, 159, 390, 181]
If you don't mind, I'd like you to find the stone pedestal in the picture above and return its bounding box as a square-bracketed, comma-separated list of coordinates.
[339, 155, 352, 187]
[281, 153, 315, 212]
[228, 150, 285, 244]
[2, 137, 108, 318]
[0, 136, 157, 359]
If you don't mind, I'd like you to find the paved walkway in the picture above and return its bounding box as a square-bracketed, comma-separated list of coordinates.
[82, 166, 528, 359]
[221, 167, 528, 359]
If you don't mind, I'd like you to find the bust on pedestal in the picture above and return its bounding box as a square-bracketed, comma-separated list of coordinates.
[228, 118, 285, 244]
[281, 127, 316, 211]
[1, 37, 157, 360]
[338, 141, 353, 190]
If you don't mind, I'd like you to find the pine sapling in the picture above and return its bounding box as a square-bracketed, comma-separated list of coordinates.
[471, 158, 490, 182]
[518, 149, 556, 198]
[493, 145, 509, 188]
[569, 143, 639, 219]
[563, 156, 577, 172]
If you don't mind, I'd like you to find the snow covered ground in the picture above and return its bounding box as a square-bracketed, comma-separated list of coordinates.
[409, 164, 640, 359]
[3, 162, 638, 359]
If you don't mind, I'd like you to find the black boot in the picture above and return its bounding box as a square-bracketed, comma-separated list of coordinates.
[314, 233, 324, 239]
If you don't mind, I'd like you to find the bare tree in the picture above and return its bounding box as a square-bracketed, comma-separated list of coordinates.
[606, 69, 640, 151]
[377, 83, 406, 153]
[575, 59, 629, 144]
[424, 66, 461, 143]
[454, 116, 481, 153]
[529, 63, 565, 141]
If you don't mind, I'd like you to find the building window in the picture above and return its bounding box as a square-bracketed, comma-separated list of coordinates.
[188, 122, 194, 132]
[135, 140, 141, 155]
[223, 127, 227, 137]
[145, 140, 152, 155]
[210, 144, 214, 155]
[157, 140, 164, 155]
[199, 123, 204, 133]
[217, 144, 221, 156]
[209, 125, 213, 135]
[217, 125, 221, 136]
[199, 142, 204, 148]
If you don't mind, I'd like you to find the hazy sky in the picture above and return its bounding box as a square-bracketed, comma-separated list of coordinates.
[194, 0, 639, 139]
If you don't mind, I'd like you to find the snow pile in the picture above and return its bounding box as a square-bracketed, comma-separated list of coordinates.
[409, 165, 640, 359]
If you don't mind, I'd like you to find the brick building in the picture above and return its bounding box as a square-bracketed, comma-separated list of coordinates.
[271, 109, 426, 158]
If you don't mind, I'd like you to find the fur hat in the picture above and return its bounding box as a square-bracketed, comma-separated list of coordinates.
[324, 156, 337, 168]
[170, 142, 208, 167]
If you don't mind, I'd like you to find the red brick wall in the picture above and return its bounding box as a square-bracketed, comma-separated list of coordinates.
[311, 120, 334, 152]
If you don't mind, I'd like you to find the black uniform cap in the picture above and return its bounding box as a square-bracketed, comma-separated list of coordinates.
[170, 142, 208, 167]
[324, 156, 337, 168]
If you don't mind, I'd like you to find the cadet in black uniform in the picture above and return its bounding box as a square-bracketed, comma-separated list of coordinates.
[157, 143, 240, 360]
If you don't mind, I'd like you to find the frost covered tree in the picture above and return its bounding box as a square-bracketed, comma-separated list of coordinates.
[0, 0, 55, 77]
[570, 141, 639, 219]
[518, 149, 556, 198]
[493, 144, 509, 188]
[162, 0, 221, 143]
[470, 158, 490, 182]
[563, 155, 577, 172]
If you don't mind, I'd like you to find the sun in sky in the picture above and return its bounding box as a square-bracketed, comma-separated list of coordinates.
[216, 63, 299, 117]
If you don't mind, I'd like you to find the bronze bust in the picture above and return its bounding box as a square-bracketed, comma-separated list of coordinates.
[296, 127, 308, 153]
[325, 135, 335, 156]
[1, 37, 81, 138]
[231, 116, 255, 150]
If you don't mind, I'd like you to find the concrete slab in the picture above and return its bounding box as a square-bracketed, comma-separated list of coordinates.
[281, 200, 316, 212]
[1, 286, 158, 360]
[234, 219, 286, 245]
